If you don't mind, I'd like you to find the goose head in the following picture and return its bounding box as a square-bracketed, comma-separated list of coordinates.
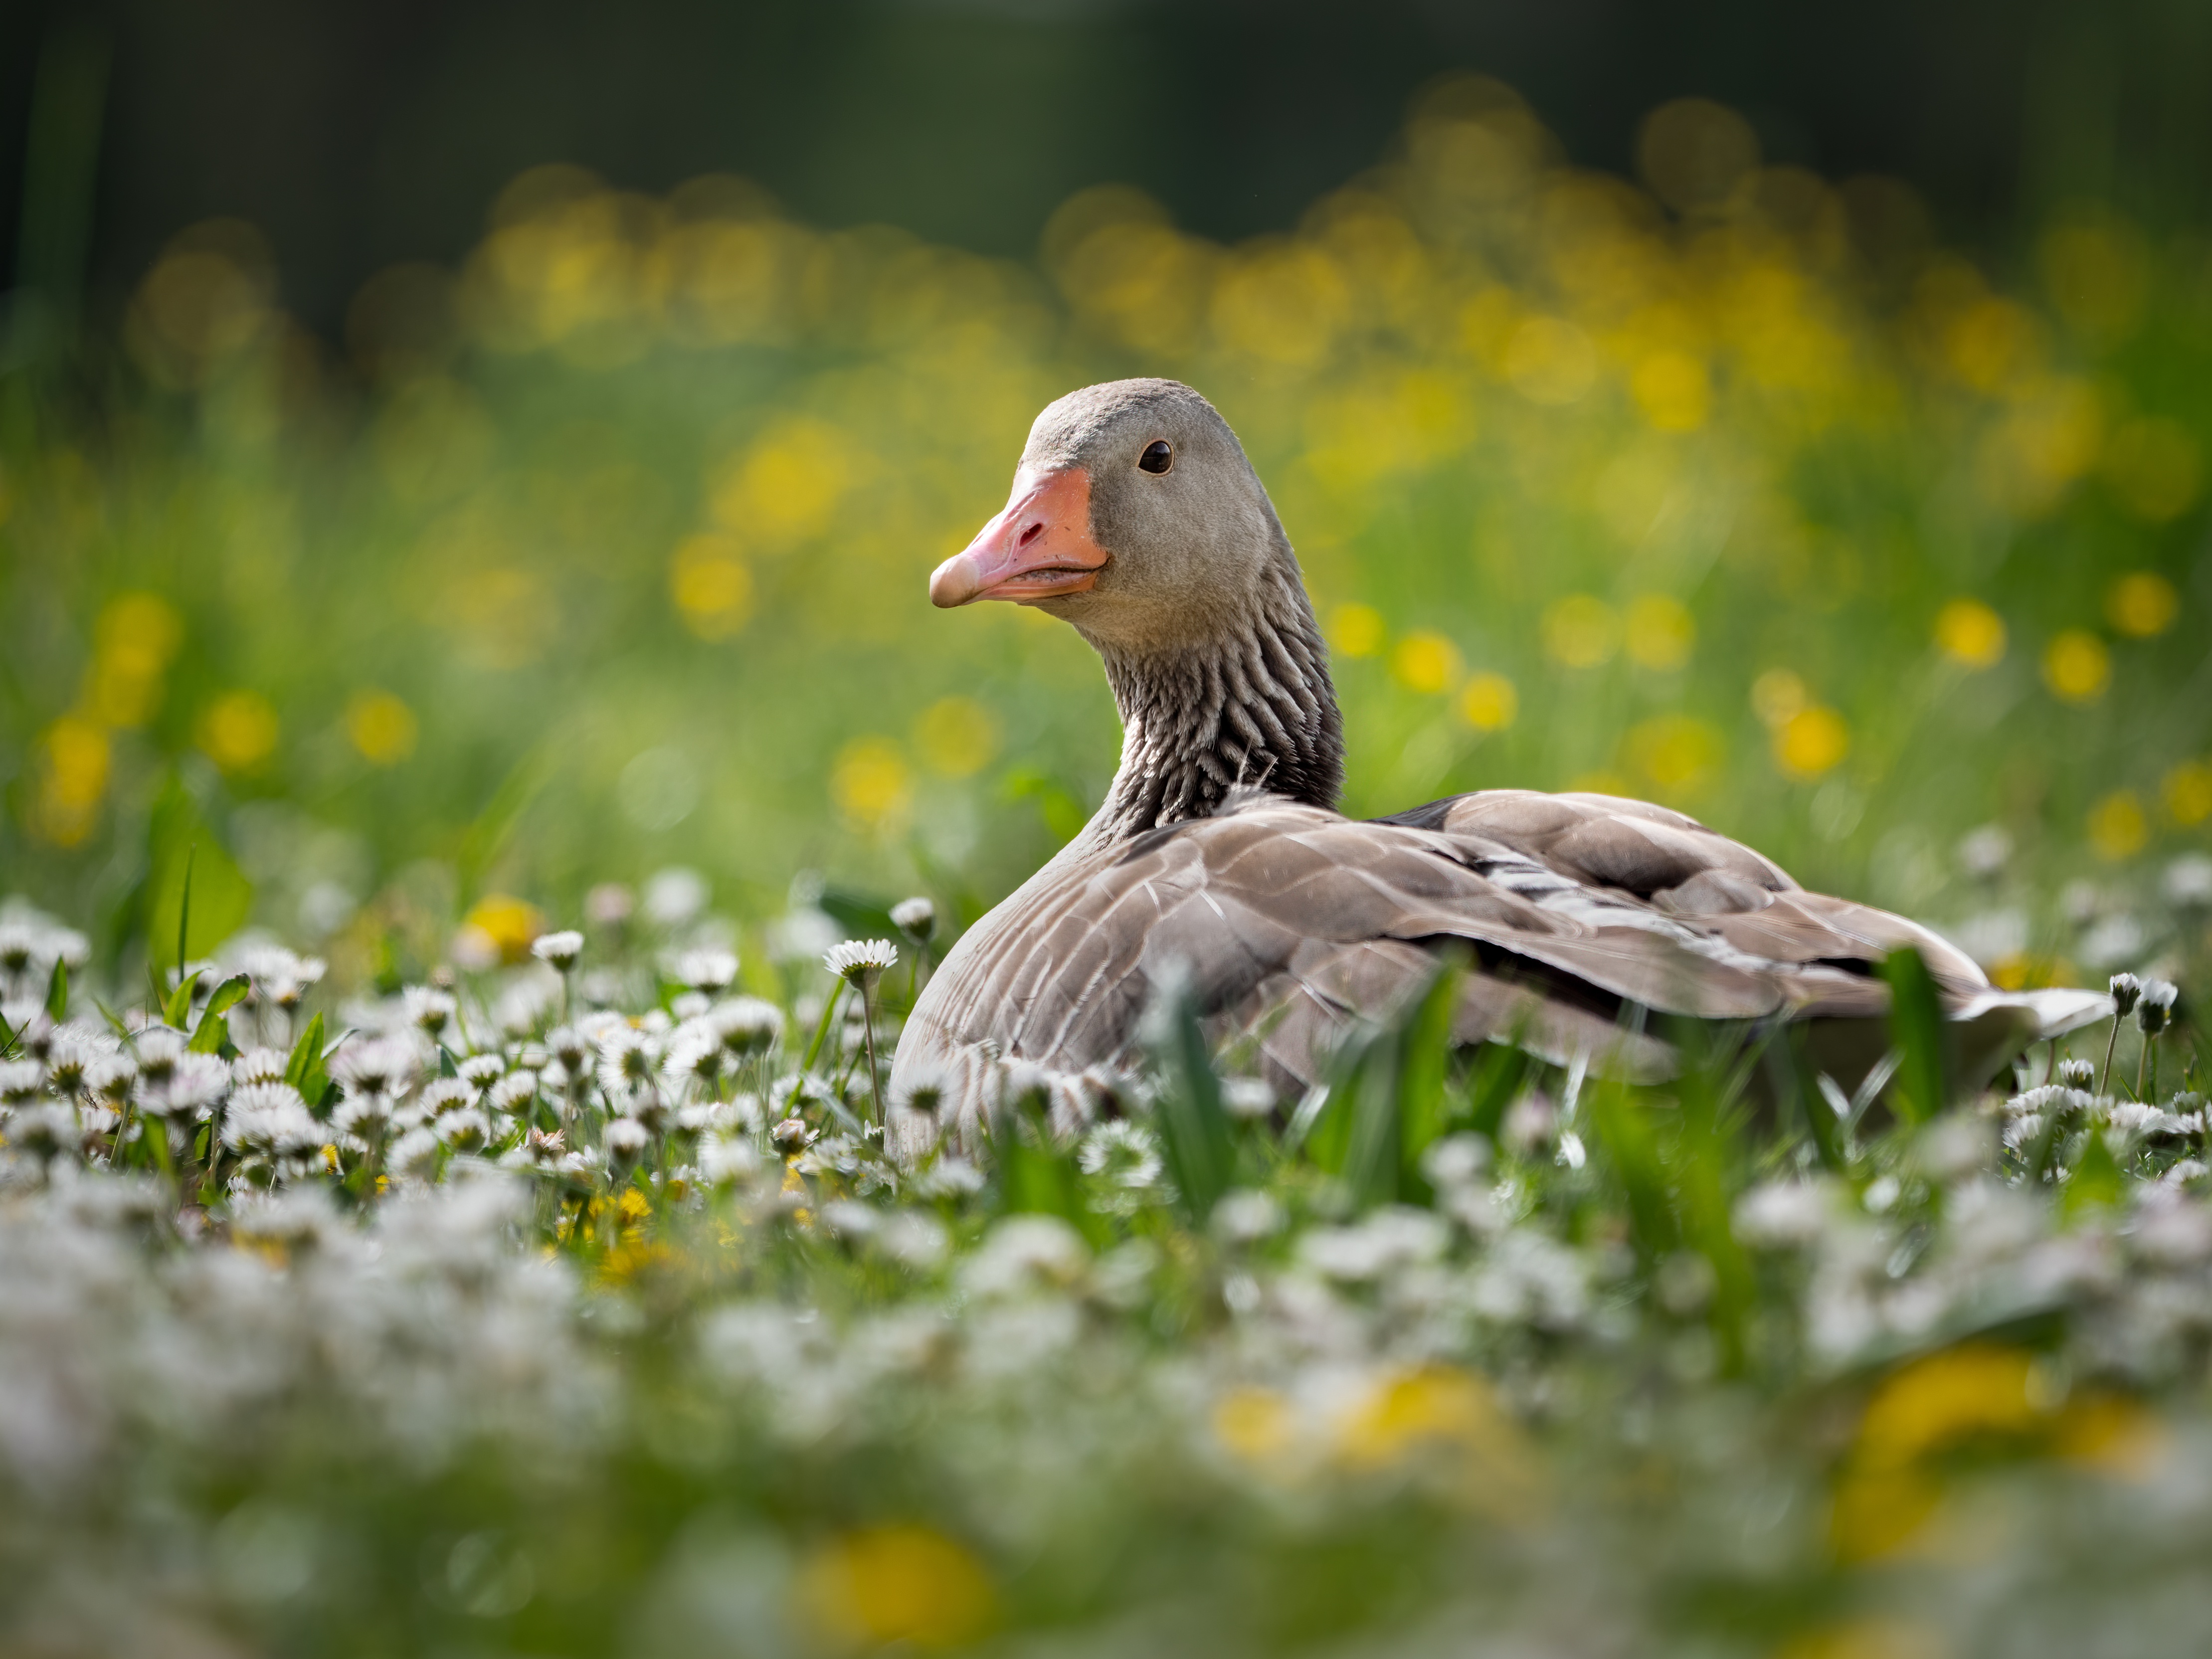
[929, 378, 1299, 656]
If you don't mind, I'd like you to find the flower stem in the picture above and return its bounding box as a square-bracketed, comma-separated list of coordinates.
[860, 980, 884, 1126]
[2101, 1015, 2122, 1099]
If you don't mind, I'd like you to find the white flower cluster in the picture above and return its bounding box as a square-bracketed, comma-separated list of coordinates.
[0, 891, 2209, 1654]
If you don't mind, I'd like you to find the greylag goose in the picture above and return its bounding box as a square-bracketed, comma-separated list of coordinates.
[890, 379, 2107, 1143]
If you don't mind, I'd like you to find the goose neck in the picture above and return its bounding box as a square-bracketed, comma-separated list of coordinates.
[1087, 579, 1343, 844]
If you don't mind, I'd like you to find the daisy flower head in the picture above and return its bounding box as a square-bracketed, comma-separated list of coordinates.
[672, 947, 739, 994]
[711, 996, 783, 1057]
[403, 986, 457, 1038]
[890, 897, 936, 944]
[2138, 980, 2180, 1037]
[823, 938, 899, 989]
[532, 929, 585, 972]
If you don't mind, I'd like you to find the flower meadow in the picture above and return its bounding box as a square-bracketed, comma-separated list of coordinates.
[1, 879, 2210, 1657]
[2, 72, 2212, 1655]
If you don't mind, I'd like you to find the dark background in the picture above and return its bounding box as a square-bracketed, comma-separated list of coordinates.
[5, 0, 2212, 333]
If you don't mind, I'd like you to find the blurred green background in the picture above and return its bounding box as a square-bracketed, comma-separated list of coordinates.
[1, 0, 2208, 994]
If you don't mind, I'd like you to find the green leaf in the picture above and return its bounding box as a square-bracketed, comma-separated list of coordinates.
[801, 980, 847, 1073]
[1145, 977, 1234, 1226]
[995, 1099, 1110, 1248]
[1396, 957, 1463, 1192]
[283, 1011, 327, 1097]
[2065, 1123, 2127, 1217]
[162, 967, 203, 1033]
[188, 974, 251, 1053]
[43, 955, 67, 1022]
[146, 775, 252, 974]
[1881, 945, 1949, 1126]
[1463, 1040, 1529, 1142]
[1584, 1079, 1677, 1261]
[455, 747, 555, 908]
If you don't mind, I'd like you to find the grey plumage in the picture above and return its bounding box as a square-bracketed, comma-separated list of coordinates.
[892, 379, 2109, 1150]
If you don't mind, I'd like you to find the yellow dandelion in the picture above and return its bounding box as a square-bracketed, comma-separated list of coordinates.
[32, 715, 111, 848]
[913, 696, 1000, 778]
[460, 894, 545, 966]
[1626, 715, 1722, 792]
[346, 690, 418, 765]
[831, 737, 913, 832]
[2105, 570, 2179, 638]
[2041, 629, 2110, 703]
[795, 1525, 996, 1651]
[1540, 594, 1619, 669]
[196, 690, 280, 772]
[1630, 350, 1710, 432]
[2087, 790, 2148, 861]
[2101, 415, 2201, 523]
[1458, 671, 1518, 732]
[1390, 629, 1461, 695]
[1933, 597, 2006, 669]
[1750, 668, 1808, 729]
[1624, 593, 1695, 670]
[1212, 1386, 1296, 1462]
[669, 531, 754, 640]
[1327, 602, 1385, 658]
[1775, 706, 1849, 779]
[2164, 760, 2212, 826]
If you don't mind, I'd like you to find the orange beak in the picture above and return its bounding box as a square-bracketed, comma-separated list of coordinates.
[929, 467, 1107, 607]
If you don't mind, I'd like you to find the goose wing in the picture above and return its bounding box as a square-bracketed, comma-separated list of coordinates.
[894, 790, 2107, 1141]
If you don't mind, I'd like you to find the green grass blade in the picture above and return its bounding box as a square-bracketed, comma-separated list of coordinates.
[187, 973, 251, 1054]
[1146, 978, 1233, 1226]
[1881, 946, 1948, 1126]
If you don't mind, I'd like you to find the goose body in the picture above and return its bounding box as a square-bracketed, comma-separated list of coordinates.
[890, 380, 2107, 1144]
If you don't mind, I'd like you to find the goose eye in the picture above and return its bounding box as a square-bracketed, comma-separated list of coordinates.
[1138, 440, 1173, 475]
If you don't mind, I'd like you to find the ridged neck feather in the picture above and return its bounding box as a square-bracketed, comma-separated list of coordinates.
[1085, 561, 1343, 844]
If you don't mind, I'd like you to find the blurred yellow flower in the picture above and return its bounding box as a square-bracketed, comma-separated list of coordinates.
[669, 532, 754, 640]
[832, 737, 913, 832]
[1390, 630, 1461, 694]
[32, 716, 110, 847]
[1212, 1385, 1295, 1461]
[1978, 378, 2102, 518]
[1502, 316, 1597, 404]
[913, 696, 999, 778]
[1566, 769, 1632, 797]
[1624, 594, 1694, 669]
[1627, 715, 1722, 792]
[2101, 415, 2202, 523]
[712, 417, 858, 545]
[1833, 1343, 2042, 1562]
[1944, 296, 2038, 392]
[2039, 216, 2147, 343]
[1630, 351, 1710, 432]
[346, 690, 419, 765]
[1327, 602, 1385, 658]
[2105, 570, 2178, 638]
[2165, 760, 2212, 827]
[1750, 668, 1808, 729]
[1211, 241, 1350, 367]
[197, 690, 279, 773]
[460, 894, 545, 966]
[795, 1524, 996, 1650]
[1335, 1363, 1508, 1469]
[1933, 598, 2007, 669]
[1458, 671, 1517, 732]
[2088, 790, 2148, 861]
[88, 590, 183, 727]
[1541, 594, 1619, 668]
[1774, 706, 1848, 779]
[2041, 629, 2110, 703]
[1774, 1618, 1945, 1659]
